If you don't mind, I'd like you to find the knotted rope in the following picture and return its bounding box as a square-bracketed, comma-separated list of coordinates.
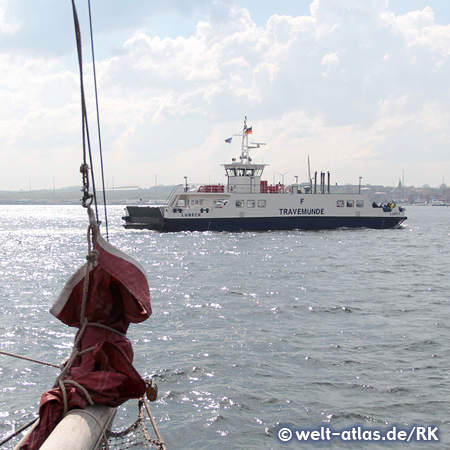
[52, 205, 126, 416]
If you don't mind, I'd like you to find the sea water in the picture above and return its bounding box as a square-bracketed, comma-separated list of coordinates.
[0, 204, 449, 449]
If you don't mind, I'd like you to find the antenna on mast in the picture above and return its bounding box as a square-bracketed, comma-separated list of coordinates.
[308, 155, 312, 184]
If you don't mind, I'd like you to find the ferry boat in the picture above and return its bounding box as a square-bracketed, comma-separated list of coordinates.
[122, 118, 407, 231]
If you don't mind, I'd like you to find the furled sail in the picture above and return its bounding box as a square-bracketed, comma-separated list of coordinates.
[21, 234, 151, 450]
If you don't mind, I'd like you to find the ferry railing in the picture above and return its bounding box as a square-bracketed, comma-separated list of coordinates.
[225, 182, 296, 194]
[165, 184, 182, 208]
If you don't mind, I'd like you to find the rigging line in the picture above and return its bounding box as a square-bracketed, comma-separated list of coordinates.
[85, 113, 100, 218]
[142, 397, 167, 450]
[71, 0, 99, 224]
[88, 0, 109, 240]
[0, 350, 59, 368]
[0, 417, 39, 447]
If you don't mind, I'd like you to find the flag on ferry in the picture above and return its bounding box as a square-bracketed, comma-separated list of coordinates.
[245, 127, 252, 135]
[225, 137, 232, 143]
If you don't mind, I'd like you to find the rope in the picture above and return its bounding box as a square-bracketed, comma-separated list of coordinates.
[106, 398, 166, 449]
[50, 2, 111, 419]
[52, 205, 99, 392]
[106, 402, 144, 439]
[64, 380, 95, 407]
[64, 4, 117, 415]
[0, 350, 59, 368]
[0, 418, 39, 447]
[87, 0, 109, 240]
[142, 398, 167, 450]
[71, 0, 99, 222]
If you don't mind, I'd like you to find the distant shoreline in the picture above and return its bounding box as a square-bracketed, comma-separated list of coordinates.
[0, 182, 448, 206]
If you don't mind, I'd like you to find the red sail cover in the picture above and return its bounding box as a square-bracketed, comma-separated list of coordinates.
[21, 235, 151, 450]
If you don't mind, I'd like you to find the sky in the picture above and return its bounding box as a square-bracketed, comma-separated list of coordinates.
[1, 0, 450, 191]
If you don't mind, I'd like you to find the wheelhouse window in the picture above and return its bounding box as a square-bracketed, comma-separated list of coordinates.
[247, 200, 255, 208]
[347, 200, 354, 207]
[258, 200, 266, 208]
[237, 168, 246, 176]
[245, 169, 254, 176]
[356, 200, 364, 208]
[226, 168, 237, 176]
[235, 200, 244, 208]
[337, 200, 344, 207]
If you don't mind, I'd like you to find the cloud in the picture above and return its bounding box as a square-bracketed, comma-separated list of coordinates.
[1, 0, 450, 191]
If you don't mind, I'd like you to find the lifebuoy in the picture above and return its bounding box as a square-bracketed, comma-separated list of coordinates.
[285, 186, 291, 193]
[184, 187, 188, 192]
[198, 186, 205, 192]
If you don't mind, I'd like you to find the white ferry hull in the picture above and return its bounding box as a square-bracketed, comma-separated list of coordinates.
[123, 192, 407, 232]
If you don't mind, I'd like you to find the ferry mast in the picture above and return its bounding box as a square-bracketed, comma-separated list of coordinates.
[241, 116, 263, 163]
